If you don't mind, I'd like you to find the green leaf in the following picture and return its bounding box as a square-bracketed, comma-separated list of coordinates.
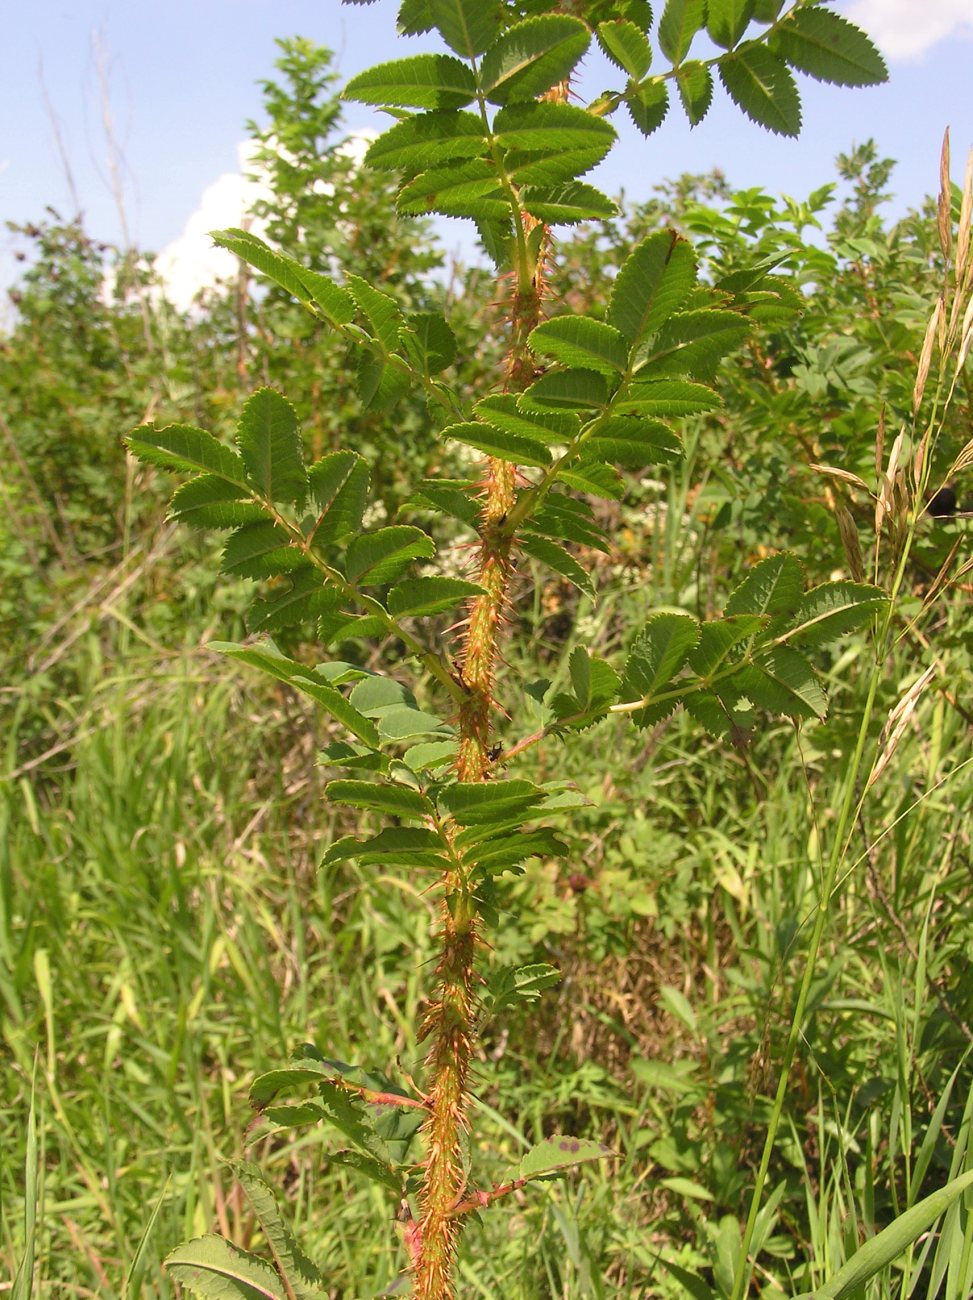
[493, 101, 616, 158]
[169, 476, 266, 530]
[582, 416, 683, 468]
[675, 61, 714, 125]
[808, 1168, 973, 1299]
[749, 646, 828, 719]
[615, 379, 720, 415]
[165, 1235, 285, 1299]
[522, 182, 618, 225]
[467, 827, 569, 874]
[706, 0, 754, 49]
[402, 740, 456, 771]
[345, 527, 435, 586]
[778, 581, 887, 647]
[236, 389, 307, 509]
[375, 707, 452, 742]
[397, 160, 507, 219]
[307, 453, 369, 548]
[400, 312, 457, 373]
[638, 309, 751, 381]
[480, 15, 591, 104]
[234, 1163, 324, 1298]
[251, 572, 342, 634]
[557, 460, 624, 499]
[388, 576, 485, 618]
[569, 646, 621, 711]
[530, 495, 608, 551]
[607, 230, 696, 346]
[476, 395, 580, 443]
[439, 779, 546, 826]
[398, 0, 434, 34]
[126, 424, 247, 482]
[221, 522, 305, 578]
[597, 20, 652, 78]
[521, 369, 611, 412]
[484, 963, 561, 1014]
[344, 275, 404, 353]
[429, 0, 502, 57]
[622, 612, 700, 702]
[321, 827, 450, 871]
[521, 535, 595, 597]
[719, 43, 802, 137]
[343, 54, 477, 109]
[725, 553, 804, 618]
[365, 110, 487, 173]
[771, 7, 887, 87]
[212, 642, 380, 747]
[518, 1136, 615, 1180]
[211, 230, 356, 326]
[326, 779, 432, 818]
[443, 420, 552, 468]
[688, 614, 765, 676]
[626, 79, 669, 136]
[529, 316, 628, 376]
[658, 0, 706, 63]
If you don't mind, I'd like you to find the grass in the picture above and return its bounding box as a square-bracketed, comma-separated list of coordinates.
[2, 535, 973, 1295]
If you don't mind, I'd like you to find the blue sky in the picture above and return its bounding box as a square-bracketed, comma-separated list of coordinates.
[2, 1, 972, 307]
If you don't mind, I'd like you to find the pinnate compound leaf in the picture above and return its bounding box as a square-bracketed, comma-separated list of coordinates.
[689, 614, 765, 676]
[443, 420, 552, 468]
[126, 424, 247, 482]
[725, 553, 803, 618]
[639, 309, 751, 380]
[476, 394, 580, 444]
[321, 827, 450, 871]
[439, 780, 546, 826]
[344, 275, 404, 353]
[343, 54, 476, 108]
[608, 230, 696, 346]
[706, 0, 754, 49]
[494, 100, 616, 158]
[622, 612, 700, 701]
[771, 7, 887, 87]
[345, 527, 435, 585]
[211, 642, 380, 748]
[211, 230, 356, 326]
[520, 368, 611, 412]
[325, 779, 432, 819]
[169, 476, 267, 530]
[521, 182, 618, 225]
[400, 312, 457, 373]
[519, 1136, 615, 1181]
[615, 379, 720, 416]
[750, 646, 828, 719]
[234, 1163, 325, 1298]
[529, 316, 628, 376]
[236, 389, 307, 508]
[480, 15, 591, 105]
[778, 581, 887, 647]
[597, 20, 652, 78]
[221, 522, 306, 578]
[658, 0, 706, 63]
[397, 160, 507, 219]
[626, 79, 669, 136]
[675, 60, 714, 124]
[365, 110, 487, 173]
[429, 0, 502, 57]
[164, 1234, 286, 1299]
[719, 43, 802, 137]
[582, 416, 683, 469]
[388, 576, 485, 618]
[521, 535, 595, 597]
[307, 453, 369, 547]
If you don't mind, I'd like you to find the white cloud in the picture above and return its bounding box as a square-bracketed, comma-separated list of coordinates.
[153, 141, 271, 312]
[154, 131, 376, 312]
[842, 0, 973, 60]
